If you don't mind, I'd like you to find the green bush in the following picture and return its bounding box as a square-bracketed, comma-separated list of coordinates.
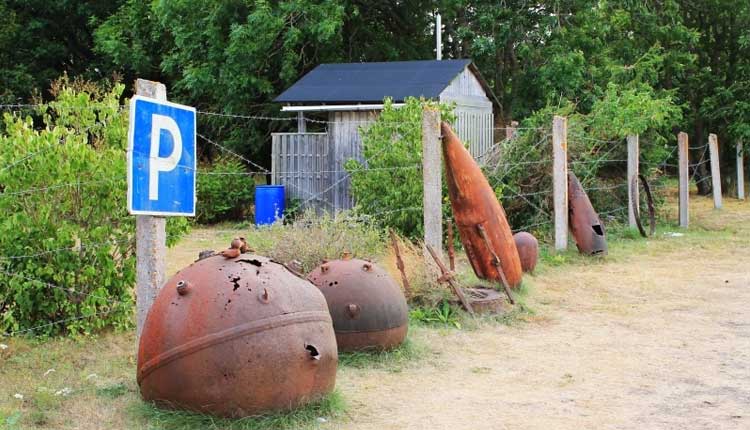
[346, 98, 455, 238]
[0, 78, 189, 336]
[196, 156, 254, 224]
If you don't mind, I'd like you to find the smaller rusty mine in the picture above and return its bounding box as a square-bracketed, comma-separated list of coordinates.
[307, 256, 409, 352]
[513, 232, 539, 273]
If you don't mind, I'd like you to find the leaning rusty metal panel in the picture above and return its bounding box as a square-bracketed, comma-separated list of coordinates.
[271, 133, 330, 213]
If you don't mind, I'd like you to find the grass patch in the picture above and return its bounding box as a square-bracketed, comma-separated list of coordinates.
[130, 390, 345, 430]
[409, 301, 464, 329]
[338, 336, 426, 372]
[96, 382, 130, 399]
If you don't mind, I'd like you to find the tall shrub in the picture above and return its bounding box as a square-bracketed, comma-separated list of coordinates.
[346, 98, 454, 238]
[196, 156, 255, 224]
[0, 78, 189, 336]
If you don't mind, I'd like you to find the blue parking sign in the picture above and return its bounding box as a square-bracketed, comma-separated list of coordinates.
[128, 95, 196, 216]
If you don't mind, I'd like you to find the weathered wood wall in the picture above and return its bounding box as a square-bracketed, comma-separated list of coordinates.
[440, 67, 494, 161]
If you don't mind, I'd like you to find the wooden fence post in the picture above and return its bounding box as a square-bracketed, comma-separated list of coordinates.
[738, 142, 745, 200]
[553, 115, 568, 251]
[135, 79, 168, 345]
[627, 134, 639, 228]
[708, 133, 722, 209]
[422, 107, 442, 257]
[297, 112, 306, 133]
[678, 132, 689, 228]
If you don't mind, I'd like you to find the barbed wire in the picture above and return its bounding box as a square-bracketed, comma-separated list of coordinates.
[583, 183, 628, 192]
[1, 302, 129, 337]
[0, 177, 124, 199]
[568, 133, 622, 145]
[492, 126, 547, 131]
[0, 268, 124, 305]
[197, 133, 270, 174]
[500, 189, 552, 199]
[512, 219, 552, 233]
[0, 238, 133, 261]
[570, 158, 627, 165]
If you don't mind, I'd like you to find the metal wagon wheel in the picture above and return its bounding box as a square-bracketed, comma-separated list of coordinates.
[630, 174, 656, 237]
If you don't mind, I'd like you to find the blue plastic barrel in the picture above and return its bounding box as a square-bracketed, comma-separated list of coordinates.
[255, 185, 285, 226]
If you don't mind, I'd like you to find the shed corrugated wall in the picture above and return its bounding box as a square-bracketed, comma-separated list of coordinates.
[440, 67, 494, 162]
[271, 132, 331, 213]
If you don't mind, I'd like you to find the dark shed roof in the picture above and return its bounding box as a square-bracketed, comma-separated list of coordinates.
[275, 59, 477, 104]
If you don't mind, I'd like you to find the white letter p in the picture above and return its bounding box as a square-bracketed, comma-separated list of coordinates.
[149, 114, 182, 200]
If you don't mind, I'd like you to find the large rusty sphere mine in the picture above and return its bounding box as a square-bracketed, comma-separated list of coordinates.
[307, 258, 408, 352]
[513, 232, 539, 273]
[137, 254, 337, 417]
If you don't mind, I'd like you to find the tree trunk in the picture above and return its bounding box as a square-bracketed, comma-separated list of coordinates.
[692, 118, 711, 195]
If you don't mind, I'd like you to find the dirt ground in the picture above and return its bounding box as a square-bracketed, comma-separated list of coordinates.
[323, 196, 750, 430]
[2, 194, 749, 429]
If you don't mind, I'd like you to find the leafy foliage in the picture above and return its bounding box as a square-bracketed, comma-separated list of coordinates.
[409, 301, 462, 329]
[2, 0, 749, 225]
[196, 157, 254, 224]
[346, 98, 454, 238]
[0, 78, 188, 336]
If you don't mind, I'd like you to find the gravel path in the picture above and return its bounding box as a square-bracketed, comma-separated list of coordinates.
[330, 199, 750, 430]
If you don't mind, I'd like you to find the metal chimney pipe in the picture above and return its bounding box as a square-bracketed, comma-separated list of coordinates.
[436, 13, 442, 60]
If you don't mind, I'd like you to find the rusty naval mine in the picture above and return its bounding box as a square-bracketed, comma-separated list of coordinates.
[441, 122, 523, 289]
[568, 172, 608, 256]
[307, 256, 408, 352]
[513, 232, 539, 273]
[137, 250, 338, 417]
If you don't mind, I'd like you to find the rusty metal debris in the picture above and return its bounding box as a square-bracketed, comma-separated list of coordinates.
[568, 172, 608, 256]
[230, 237, 251, 253]
[425, 244, 474, 314]
[441, 122, 523, 288]
[137, 252, 337, 417]
[307, 257, 408, 352]
[476, 225, 515, 305]
[631, 174, 656, 238]
[446, 219, 456, 271]
[389, 230, 411, 298]
[513, 232, 539, 273]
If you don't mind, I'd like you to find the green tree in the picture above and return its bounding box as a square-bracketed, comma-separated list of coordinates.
[0, 0, 125, 103]
[346, 98, 454, 238]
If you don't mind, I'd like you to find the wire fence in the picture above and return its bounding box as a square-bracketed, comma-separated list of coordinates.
[0, 101, 728, 338]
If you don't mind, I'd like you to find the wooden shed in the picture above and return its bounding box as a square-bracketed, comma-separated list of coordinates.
[272, 59, 496, 213]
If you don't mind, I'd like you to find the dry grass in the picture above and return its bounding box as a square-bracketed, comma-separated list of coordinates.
[2, 189, 749, 429]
